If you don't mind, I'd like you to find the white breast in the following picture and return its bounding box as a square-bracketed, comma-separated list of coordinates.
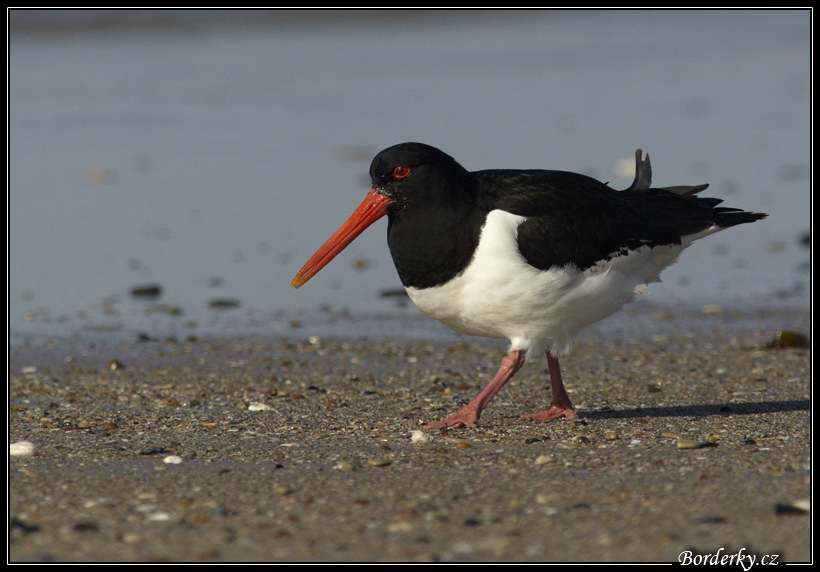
[406, 209, 693, 358]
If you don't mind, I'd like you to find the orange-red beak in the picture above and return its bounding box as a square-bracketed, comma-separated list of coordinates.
[291, 189, 392, 288]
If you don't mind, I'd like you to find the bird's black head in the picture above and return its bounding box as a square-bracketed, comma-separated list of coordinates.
[369, 142, 475, 214]
[292, 143, 480, 290]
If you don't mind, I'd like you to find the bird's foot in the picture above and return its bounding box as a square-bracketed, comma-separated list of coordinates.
[523, 404, 578, 421]
[424, 405, 481, 429]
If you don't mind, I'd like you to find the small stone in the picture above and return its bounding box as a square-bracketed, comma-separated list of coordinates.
[677, 437, 702, 450]
[766, 330, 809, 349]
[775, 499, 810, 514]
[334, 461, 355, 472]
[10, 441, 36, 458]
[130, 284, 162, 299]
[208, 298, 241, 310]
[163, 455, 183, 464]
[248, 402, 272, 412]
[535, 493, 561, 504]
[791, 499, 810, 512]
[445, 437, 471, 449]
[73, 521, 99, 533]
[410, 430, 433, 445]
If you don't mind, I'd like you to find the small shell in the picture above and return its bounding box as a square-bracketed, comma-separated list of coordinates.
[248, 402, 272, 412]
[676, 437, 702, 450]
[10, 441, 36, 458]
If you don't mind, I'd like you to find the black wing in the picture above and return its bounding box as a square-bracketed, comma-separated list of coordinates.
[476, 164, 766, 272]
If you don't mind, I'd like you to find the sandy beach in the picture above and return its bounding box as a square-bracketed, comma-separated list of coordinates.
[9, 304, 811, 562]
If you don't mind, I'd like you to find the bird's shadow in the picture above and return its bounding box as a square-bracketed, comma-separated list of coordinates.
[581, 399, 810, 420]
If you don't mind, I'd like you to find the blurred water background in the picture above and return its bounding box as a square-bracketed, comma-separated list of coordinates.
[8, 9, 811, 344]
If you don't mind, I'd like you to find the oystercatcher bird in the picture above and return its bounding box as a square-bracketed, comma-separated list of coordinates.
[291, 143, 766, 429]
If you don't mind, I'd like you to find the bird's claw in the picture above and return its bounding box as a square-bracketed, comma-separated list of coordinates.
[523, 405, 578, 421]
[424, 406, 481, 429]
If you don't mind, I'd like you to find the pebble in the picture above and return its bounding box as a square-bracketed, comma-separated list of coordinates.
[775, 499, 810, 515]
[410, 430, 433, 445]
[207, 298, 242, 309]
[535, 493, 561, 504]
[248, 402, 272, 411]
[790, 499, 811, 512]
[130, 284, 162, 299]
[446, 438, 471, 449]
[334, 461, 355, 472]
[766, 330, 809, 349]
[676, 437, 702, 450]
[163, 455, 183, 464]
[10, 441, 36, 458]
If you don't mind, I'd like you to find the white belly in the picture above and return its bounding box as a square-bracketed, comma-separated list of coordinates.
[406, 209, 695, 357]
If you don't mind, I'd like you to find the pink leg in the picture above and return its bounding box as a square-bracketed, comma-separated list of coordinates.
[424, 350, 526, 429]
[523, 351, 578, 421]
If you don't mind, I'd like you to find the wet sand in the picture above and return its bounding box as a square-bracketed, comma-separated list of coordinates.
[8, 304, 811, 562]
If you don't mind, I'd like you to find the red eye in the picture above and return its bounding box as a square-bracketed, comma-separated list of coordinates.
[393, 166, 411, 179]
